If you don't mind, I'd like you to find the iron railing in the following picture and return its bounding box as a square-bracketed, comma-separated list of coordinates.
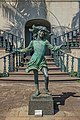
[54, 28, 79, 48]
[0, 29, 24, 52]
[53, 49, 80, 77]
[0, 51, 22, 76]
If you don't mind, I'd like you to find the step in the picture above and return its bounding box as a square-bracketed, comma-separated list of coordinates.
[44, 57, 54, 61]
[18, 66, 61, 72]
[0, 48, 5, 51]
[24, 56, 54, 61]
[18, 66, 60, 70]
[23, 61, 56, 66]
[24, 56, 31, 62]
[0, 76, 79, 82]
[77, 34, 80, 38]
[47, 61, 55, 65]
[9, 71, 70, 77]
[18, 69, 61, 72]
[24, 56, 53, 59]
[24, 56, 52, 59]
[23, 64, 56, 68]
[68, 38, 80, 42]
[0, 48, 6, 56]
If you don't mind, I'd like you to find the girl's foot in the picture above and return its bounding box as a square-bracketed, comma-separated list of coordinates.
[44, 89, 52, 95]
[32, 90, 41, 97]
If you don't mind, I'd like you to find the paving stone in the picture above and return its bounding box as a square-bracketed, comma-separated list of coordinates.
[72, 106, 80, 110]
[5, 117, 29, 120]
[74, 111, 80, 116]
[59, 106, 73, 111]
[0, 82, 80, 120]
[29, 115, 55, 120]
[63, 111, 76, 117]
[18, 106, 28, 117]
[29, 116, 43, 120]
[42, 115, 55, 120]
[6, 108, 19, 117]
[54, 111, 75, 117]
[54, 111, 67, 117]
[0, 117, 5, 120]
[77, 116, 80, 120]
[54, 116, 80, 120]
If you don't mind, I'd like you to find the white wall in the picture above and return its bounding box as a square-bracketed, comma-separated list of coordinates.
[46, 2, 79, 28]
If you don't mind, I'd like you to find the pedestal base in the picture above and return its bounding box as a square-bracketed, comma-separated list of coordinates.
[28, 94, 54, 115]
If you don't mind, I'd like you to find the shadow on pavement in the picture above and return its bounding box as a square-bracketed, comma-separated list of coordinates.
[52, 92, 76, 114]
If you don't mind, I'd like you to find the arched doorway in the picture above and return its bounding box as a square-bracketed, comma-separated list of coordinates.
[25, 19, 51, 55]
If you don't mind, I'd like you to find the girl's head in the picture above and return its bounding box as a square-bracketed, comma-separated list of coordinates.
[38, 30, 45, 39]
[29, 25, 49, 39]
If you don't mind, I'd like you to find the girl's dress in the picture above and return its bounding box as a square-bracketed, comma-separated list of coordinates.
[20, 39, 60, 72]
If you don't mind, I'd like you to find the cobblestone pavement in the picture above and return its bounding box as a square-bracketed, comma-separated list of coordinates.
[0, 81, 80, 120]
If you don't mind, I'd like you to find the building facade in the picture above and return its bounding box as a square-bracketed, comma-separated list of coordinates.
[0, 1, 79, 48]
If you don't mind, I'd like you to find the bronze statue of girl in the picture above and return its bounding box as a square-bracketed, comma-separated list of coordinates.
[19, 25, 64, 96]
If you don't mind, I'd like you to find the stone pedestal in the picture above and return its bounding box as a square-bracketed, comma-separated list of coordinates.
[28, 94, 54, 115]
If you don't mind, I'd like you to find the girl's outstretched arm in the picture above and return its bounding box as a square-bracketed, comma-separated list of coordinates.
[46, 40, 63, 51]
[20, 41, 33, 53]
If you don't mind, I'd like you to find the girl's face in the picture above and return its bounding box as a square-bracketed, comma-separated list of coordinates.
[38, 31, 45, 38]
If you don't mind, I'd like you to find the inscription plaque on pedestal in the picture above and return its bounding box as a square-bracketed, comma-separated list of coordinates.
[35, 110, 43, 116]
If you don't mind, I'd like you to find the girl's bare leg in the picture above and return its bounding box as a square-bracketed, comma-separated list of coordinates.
[33, 70, 40, 96]
[42, 67, 49, 93]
